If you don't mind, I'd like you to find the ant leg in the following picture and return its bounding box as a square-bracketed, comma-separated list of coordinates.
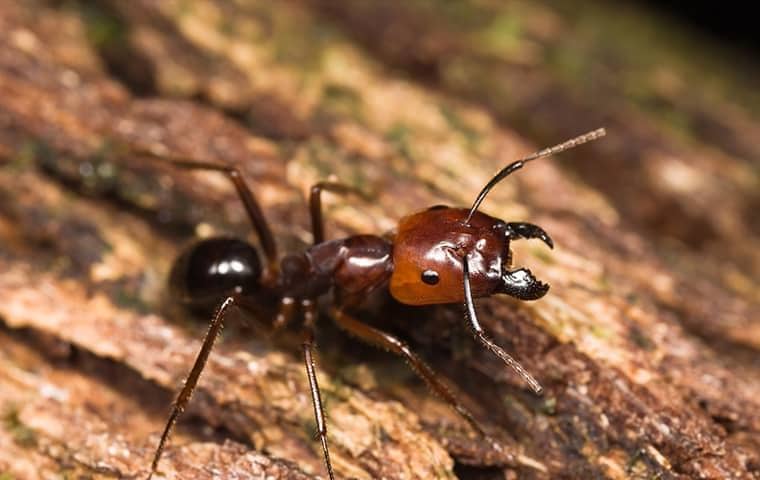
[505, 222, 554, 249]
[463, 259, 544, 394]
[158, 157, 278, 279]
[147, 296, 238, 480]
[329, 307, 493, 443]
[301, 300, 335, 480]
[309, 182, 368, 244]
[273, 296, 297, 330]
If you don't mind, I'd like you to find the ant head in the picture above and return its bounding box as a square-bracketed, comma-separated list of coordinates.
[389, 128, 606, 307]
[390, 206, 514, 305]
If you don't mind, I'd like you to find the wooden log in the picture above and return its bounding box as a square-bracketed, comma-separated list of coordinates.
[0, 1, 758, 479]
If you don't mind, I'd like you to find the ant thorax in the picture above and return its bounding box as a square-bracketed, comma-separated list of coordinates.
[279, 235, 393, 303]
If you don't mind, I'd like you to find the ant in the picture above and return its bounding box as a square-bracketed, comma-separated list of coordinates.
[144, 128, 606, 479]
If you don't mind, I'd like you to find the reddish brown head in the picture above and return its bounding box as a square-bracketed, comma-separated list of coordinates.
[391, 207, 505, 304]
[389, 206, 551, 305]
[394, 129, 605, 395]
[388, 128, 606, 307]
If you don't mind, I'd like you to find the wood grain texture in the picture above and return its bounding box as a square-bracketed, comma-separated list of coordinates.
[0, 1, 758, 479]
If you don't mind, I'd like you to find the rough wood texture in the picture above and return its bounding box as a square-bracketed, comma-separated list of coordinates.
[0, 1, 758, 479]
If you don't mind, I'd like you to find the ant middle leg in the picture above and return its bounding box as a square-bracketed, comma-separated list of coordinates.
[309, 182, 368, 245]
[329, 307, 496, 445]
[147, 295, 240, 479]
[301, 299, 335, 480]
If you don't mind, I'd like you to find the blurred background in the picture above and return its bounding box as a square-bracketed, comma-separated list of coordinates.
[0, 1, 758, 479]
[68, 0, 760, 282]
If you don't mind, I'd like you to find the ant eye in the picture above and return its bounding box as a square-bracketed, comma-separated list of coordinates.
[421, 270, 439, 285]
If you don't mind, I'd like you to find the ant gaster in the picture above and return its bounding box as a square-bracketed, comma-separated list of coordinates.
[145, 128, 606, 479]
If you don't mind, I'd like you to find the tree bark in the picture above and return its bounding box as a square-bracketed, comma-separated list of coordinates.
[0, 1, 758, 479]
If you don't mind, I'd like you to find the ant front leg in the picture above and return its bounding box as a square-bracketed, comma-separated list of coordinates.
[301, 300, 336, 480]
[329, 306, 497, 448]
[309, 182, 368, 245]
[147, 295, 239, 480]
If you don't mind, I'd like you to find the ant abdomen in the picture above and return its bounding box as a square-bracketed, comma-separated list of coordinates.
[169, 237, 262, 308]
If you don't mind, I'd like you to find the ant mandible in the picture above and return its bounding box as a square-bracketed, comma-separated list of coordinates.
[144, 128, 606, 479]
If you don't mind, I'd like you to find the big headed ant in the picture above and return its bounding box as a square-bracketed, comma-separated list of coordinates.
[145, 128, 606, 479]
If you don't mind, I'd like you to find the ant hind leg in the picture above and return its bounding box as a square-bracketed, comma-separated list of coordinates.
[147, 295, 239, 479]
[138, 152, 279, 279]
[301, 300, 336, 480]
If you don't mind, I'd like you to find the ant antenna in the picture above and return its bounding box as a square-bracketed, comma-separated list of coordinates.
[463, 257, 543, 394]
[465, 128, 606, 224]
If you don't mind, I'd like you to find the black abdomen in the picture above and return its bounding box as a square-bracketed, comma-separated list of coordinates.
[169, 237, 262, 308]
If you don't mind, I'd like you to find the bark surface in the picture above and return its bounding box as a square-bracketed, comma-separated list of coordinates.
[0, 1, 758, 479]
